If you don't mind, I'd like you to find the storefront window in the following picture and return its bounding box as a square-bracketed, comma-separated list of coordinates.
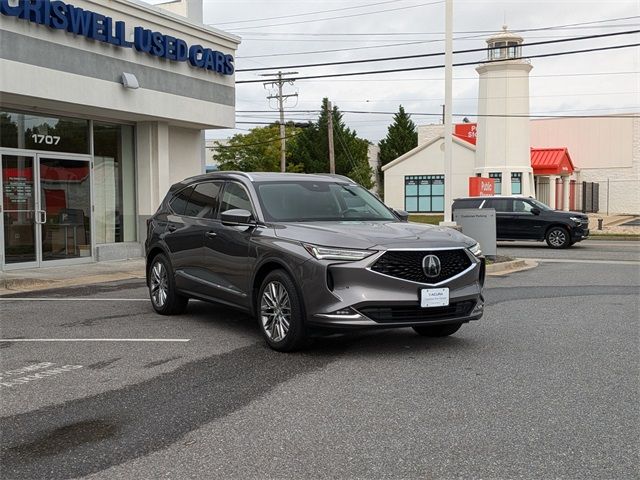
[511, 172, 522, 195]
[93, 123, 136, 244]
[0, 110, 90, 154]
[404, 175, 445, 213]
[489, 172, 502, 194]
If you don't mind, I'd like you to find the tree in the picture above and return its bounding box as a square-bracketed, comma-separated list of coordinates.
[288, 98, 373, 189]
[378, 104, 418, 170]
[214, 124, 303, 172]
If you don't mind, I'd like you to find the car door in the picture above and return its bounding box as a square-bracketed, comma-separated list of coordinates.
[167, 181, 224, 296]
[510, 199, 547, 240]
[483, 198, 514, 239]
[162, 185, 201, 281]
[200, 181, 257, 310]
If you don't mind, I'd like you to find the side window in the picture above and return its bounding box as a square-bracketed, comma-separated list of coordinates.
[485, 198, 512, 213]
[513, 200, 535, 214]
[220, 182, 254, 215]
[169, 186, 194, 215]
[184, 182, 223, 218]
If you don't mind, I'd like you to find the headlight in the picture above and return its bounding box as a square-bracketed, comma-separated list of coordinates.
[468, 243, 482, 257]
[303, 243, 375, 261]
[570, 216, 583, 224]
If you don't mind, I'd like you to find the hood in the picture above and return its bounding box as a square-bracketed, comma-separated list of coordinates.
[273, 221, 476, 250]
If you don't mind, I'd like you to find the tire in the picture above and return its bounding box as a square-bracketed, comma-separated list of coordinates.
[257, 270, 306, 352]
[545, 226, 571, 249]
[148, 254, 189, 315]
[413, 322, 462, 337]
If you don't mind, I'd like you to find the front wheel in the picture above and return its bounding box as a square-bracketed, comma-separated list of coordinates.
[546, 226, 571, 249]
[258, 270, 306, 352]
[413, 322, 462, 337]
[148, 254, 189, 315]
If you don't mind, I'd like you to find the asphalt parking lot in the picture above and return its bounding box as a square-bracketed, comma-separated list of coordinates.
[1, 240, 638, 479]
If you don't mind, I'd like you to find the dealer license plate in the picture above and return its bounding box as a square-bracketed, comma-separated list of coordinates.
[420, 288, 450, 308]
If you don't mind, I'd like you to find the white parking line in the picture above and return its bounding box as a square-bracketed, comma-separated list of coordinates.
[0, 339, 190, 342]
[519, 258, 640, 265]
[0, 298, 148, 301]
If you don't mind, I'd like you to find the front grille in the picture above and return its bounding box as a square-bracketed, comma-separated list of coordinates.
[358, 301, 475, 323]
[371, 249, 472, 283]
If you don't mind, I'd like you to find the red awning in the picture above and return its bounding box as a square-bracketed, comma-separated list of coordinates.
[530, 147, 575, 175]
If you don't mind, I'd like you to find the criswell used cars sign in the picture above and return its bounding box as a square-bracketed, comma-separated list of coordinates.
[0, 0, 235, 75]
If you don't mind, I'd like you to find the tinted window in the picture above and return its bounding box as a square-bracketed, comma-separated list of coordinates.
[513, 199, 535, 213]
[484, 198, 512, 212]
[184, 182, 223, 218]
[221, 182, 254, 214]
[453, 199, 483, 210]
[169, 186, 194, 215]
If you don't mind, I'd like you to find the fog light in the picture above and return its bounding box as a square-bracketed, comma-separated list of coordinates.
[471, 302, 484, 314]
[316, 307, 363, 320]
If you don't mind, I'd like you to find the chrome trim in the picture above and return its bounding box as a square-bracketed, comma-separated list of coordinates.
[315, 313, 364, 320]
[366, 248, 479, 287]
[176, 270, 247, 297]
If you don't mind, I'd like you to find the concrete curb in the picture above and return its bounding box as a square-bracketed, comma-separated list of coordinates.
[0, 271, 145, 294]
[486, 259, 538, 276]
[587, 235, 640, 241]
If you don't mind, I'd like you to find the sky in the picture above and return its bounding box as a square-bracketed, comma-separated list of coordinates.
[149, 0, 639, 143]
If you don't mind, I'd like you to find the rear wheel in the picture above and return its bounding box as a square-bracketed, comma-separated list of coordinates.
[148, 254, 189, 315]
[258, 270, 306, 352]
[546, 226, 571, 248]
[413, 322, 462, 337]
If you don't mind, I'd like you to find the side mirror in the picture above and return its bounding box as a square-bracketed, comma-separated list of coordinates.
[531, 208, 541, 216]
[394, 209, 410, 222]
[221, 209, 255, 226]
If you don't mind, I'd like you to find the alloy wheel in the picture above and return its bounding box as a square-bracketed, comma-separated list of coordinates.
[260, 281, 291, 342]
[548, 229, 566, 247]
[150, 261, 168, 308]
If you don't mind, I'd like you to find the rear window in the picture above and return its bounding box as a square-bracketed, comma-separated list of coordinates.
[453, 199, 483, 210]
[483, 198, 512, 212]
[169, 186, 194, 215]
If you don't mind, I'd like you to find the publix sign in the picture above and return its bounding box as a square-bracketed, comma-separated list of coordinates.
[0, 0, 234, 75]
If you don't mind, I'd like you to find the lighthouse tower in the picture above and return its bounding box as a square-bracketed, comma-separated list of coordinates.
[474, 26, 534, 197]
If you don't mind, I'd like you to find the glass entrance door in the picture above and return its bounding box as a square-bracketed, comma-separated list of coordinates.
[1, 153, 92, 269]
[1, 155, 39, 266]
[39, 157, 92, 262]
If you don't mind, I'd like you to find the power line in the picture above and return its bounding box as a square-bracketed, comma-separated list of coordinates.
[236, 15, 640, 59]
[222, 1, 444, 31]
[212, 131, 304, 148]
[236, 30, 639, 73]
[236, 42, 640, 84]
[211, 0, 405, 26]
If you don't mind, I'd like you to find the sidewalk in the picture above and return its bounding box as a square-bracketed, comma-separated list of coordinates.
[588, 214, 640, 237]
[0, 258, 146, 294]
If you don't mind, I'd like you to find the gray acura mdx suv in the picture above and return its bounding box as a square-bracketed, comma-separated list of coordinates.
[146, 172, 485, 351]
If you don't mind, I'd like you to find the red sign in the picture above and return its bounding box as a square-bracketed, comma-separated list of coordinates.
[469, 177, 495, 196]
[454, 123, 477, 145]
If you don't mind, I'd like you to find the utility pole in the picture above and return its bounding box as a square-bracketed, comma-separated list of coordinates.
[327, 100, 335, 174]
[262, 71, 298, 172]
[441, 0, 455, 225]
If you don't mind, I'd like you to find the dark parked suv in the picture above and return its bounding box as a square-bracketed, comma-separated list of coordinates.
[452, 195, 589, 248]
[146, 172, 485, 351]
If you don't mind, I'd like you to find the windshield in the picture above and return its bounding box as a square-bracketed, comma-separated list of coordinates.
[256, 181, 397, 222]
[528, 198, 553, 211]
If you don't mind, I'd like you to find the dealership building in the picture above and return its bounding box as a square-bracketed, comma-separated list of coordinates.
[0, 0, 239, 270]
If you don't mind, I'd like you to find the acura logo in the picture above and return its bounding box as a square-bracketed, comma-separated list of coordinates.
[422, 254, 441, 278]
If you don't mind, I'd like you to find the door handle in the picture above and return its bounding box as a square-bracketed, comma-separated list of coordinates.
[206, 231, 217, 238]
[35, 210, 47, 225]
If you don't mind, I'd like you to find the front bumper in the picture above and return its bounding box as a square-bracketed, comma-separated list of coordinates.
[300, 250, 485, 329]
[571, 226, 589, 242]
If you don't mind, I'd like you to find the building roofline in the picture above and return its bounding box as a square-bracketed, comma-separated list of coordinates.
[381, 135, 476, 172]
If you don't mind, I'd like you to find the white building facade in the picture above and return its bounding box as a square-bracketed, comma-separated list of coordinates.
[0, 0, 239, 270]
